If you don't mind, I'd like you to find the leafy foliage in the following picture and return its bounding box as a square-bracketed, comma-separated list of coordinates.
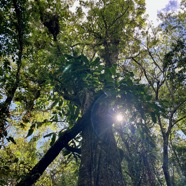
[0, 0, 185, 185]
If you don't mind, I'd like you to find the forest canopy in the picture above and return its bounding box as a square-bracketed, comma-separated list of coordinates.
[0, 0, 186, 186]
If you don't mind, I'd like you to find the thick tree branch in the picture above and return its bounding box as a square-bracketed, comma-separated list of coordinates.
[16, 108, 91, 186]
[157, 116, 166, 138]
[170, 136, 183, 172]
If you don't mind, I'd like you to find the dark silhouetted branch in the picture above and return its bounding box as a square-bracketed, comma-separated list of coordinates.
[16, 109, 91, 186]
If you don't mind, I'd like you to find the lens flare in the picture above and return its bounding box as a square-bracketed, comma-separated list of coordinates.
[116, 114, 123, 122]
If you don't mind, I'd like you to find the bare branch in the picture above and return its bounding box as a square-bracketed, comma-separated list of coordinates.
[167, 100, 186, 134]
[131, 57, 156, 93]
[109, 5, 129, 29]
[174, 115, 186, 124]
[171, 100, 186, 116]
[146, 38, 163, 73]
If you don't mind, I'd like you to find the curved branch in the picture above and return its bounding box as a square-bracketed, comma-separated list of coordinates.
[175, 115, 186, 124]
[131, 57, 156, 93]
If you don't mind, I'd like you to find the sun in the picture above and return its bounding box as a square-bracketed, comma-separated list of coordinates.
[115, 113, 123, 122]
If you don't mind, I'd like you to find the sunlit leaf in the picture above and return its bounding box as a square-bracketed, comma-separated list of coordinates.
[50, 133, 56, 146]
[26, 124, 36, 138]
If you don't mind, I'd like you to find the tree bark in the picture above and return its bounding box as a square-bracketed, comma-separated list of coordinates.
[162, 135, 172, 186]
[78, 95, 125, 186]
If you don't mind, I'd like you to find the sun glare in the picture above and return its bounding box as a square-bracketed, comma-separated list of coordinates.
[116, 114, 123, 122]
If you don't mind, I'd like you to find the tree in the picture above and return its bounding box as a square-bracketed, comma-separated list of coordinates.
[129, 5, 186, 185]
[0, 0, 185, 186]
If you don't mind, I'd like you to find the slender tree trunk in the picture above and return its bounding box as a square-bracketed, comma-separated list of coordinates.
[78, 95, 125, 186]
[162, 135, 172, 186]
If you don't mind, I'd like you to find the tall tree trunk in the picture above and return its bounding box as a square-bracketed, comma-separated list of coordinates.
[78, 95, 125, 186]
[162, 135, 172, 186]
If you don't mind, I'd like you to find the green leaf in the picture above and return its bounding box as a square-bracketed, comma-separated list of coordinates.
[92, 57, 100, 66]
[63, 149, 71, 156]
[58, 100, 63, 107]
[44, 132, 54, 138]
[13, 157, 19, 163]
[110, 64, 117, 75]
[50, 133, 56, 146]
[58, 129, 66, 137]
[51, 99, 58, 109]
[74, 107, 80, 118]
[3, 166, 10, 170]
[7, 136, 16, 144]
[80, 55, 89, 64]
[150, 112, 157, 123]
[26, 124, 36, 138]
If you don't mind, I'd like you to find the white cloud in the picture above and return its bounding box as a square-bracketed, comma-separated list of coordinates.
[146, 0, 181, 25]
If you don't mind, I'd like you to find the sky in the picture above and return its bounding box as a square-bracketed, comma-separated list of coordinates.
[70, 0, 182, 26]
[145, 0, 181, 25]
